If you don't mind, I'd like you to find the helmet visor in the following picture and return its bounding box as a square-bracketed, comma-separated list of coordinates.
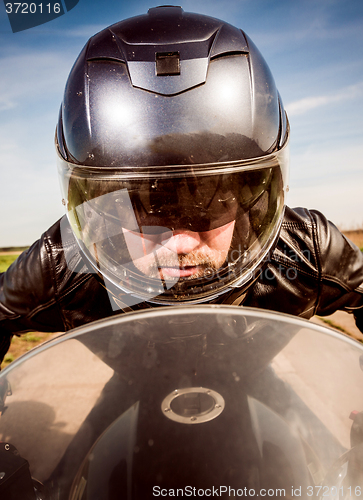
[58, 149, 288, 305]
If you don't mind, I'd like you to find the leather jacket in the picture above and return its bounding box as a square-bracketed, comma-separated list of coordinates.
[1, 206, 363, 363]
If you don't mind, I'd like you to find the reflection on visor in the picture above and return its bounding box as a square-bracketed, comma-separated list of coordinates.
[61, 161, 286, 305]
[75, 170, 272, 233]
[74, 193, 180, 294]
[132, 175, 239, 232]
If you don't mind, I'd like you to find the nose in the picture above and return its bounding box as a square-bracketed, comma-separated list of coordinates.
[163, 230, 201, 254]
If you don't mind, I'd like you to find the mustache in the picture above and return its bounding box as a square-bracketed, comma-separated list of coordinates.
[143, 250, 226, 280]
[156, 250, 224, 268]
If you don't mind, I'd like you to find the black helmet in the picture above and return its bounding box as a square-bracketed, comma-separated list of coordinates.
[57, 6, 289, 306]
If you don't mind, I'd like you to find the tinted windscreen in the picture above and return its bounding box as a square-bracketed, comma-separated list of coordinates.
[0, 306, 362, 499]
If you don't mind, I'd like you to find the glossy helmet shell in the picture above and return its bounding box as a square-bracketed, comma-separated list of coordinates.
[57, 6, 288, 166]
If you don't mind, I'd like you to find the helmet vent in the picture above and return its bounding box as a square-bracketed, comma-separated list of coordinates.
[156, 51, 180, 76]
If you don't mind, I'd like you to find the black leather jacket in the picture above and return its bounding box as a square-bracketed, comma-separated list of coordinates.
[1, 206, 363, 363]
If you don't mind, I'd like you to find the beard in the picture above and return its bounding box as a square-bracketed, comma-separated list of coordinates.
[133, 248, 227, 281]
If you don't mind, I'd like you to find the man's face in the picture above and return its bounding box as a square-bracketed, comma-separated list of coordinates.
[123, 221, 235, 281]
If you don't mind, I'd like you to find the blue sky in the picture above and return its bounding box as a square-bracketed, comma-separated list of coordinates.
[0, 0, 362, 246]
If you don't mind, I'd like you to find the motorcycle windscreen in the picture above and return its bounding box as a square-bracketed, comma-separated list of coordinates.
[0, 306, 362, 499]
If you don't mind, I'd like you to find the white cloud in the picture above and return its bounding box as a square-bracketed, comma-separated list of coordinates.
[0, 99, 16, 111]
[286, 82, 363, 116]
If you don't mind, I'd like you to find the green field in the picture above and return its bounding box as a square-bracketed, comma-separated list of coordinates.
[0, 254, 19, 273]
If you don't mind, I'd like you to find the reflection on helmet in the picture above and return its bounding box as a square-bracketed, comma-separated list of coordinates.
[56, 6, 290, 305]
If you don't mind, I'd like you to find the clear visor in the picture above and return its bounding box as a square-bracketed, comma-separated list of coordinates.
[58, 147, 289, 305]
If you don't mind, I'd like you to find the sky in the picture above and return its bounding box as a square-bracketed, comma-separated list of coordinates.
[0, 0, 362, 247]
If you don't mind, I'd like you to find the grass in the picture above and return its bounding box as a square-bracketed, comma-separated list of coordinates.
[1, 332, 58, 369]
[0, 254, 20, 273]
[0, 246, 28, 253]
[318, 318, 348, 335]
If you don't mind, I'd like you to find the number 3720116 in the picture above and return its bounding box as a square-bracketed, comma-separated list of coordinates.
[5, 3, 61, 14]
[307, 486, 361, 497]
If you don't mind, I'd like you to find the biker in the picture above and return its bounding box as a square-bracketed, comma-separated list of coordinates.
[0, 6, 363, 364]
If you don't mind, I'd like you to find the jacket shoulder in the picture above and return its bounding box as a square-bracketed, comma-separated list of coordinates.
[0, 217, 102, 333]
[274, 206, 319, 279]
[283, 207, 363, 293]
[0, 219, 64, 332]
[45, 217, 117, 329]
[245, 206, 363, 322]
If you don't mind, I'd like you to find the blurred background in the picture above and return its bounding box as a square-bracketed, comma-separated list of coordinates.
[0, 0, 362, 248]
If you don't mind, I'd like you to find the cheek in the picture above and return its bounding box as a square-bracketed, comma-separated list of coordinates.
[123, 229, 176, 260]
[123, 230, 161, 259]
[202, 221, 235, 252]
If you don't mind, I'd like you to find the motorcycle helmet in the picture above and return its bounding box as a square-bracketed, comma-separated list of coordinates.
[57, 6, 289, 306]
